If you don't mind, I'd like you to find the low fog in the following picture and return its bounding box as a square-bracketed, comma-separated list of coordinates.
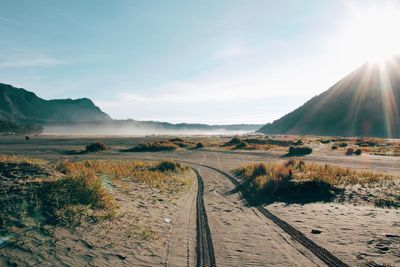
[43, 122, 257, 136]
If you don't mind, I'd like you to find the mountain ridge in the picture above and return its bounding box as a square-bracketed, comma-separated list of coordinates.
[257, 57, 400, 138]
[0, 83, 111, 123]
[0, 83, 262, 133]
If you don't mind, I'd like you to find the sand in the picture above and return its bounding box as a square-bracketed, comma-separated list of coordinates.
[1, 135, 399, 266]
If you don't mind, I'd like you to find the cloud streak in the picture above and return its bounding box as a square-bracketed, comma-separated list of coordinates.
[0, 57, 63, 68]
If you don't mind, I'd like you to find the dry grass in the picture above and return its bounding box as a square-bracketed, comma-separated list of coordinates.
[1, 155, 191, 229]
[56, 159, 191, 193]
[327, 137, 400, 157]
[0, 154, 48, 165]
[235, 159, 395, 188]
[45, 164, 117, 225]
[234, 159, 399, 206]
[286, 146, 313, 156]
[124, 141, 179, 152]
[85, 142, 108, 152]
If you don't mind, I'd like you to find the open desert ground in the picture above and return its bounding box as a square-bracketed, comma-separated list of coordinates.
[0, 135, 399, 267]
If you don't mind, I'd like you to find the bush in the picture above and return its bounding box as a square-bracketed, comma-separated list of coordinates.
[234, 141, 248, 149]
[345, 148, 354, 155]
[169, 138, 190, 148]
[125, 141, 178, 152]
[320, 139, 331, 144]
[338, 143, 348, 148]
[286, 146, 313, 156]
[156, 160, 185, 172]
[222, 137, 242, 147]
[245, 138, 301, 147]
[169, 138, 184, 143]
[354, 149, 362, 155]
[195, 142, 204, 149]
[252, 163, 268, 177]
[356, 139, 378, 147]
[85, 142, 108, 152]
[331, 145, 338, 150]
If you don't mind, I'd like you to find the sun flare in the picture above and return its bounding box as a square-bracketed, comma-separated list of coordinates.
[339, 4, 400, 64]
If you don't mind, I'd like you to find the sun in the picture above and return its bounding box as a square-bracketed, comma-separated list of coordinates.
[337, 4, 400, 64]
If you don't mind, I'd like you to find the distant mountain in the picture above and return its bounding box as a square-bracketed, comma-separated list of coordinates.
[258, 57, 400, 138]
[0, 83, 261, 134]
[0, 83, 111, 123]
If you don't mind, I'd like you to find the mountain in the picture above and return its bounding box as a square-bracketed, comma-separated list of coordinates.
[258, 57, 400, 138]
[0, 83, 111, 123]
[0, 83, 261, 134]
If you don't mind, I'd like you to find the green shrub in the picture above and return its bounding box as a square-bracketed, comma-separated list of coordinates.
[195, 142, 204, 149]
[125, 141, 178, 152]
[85, 142, 108, 152]
[156, 160, 186, 172]
[287, 146, 312, 156]
[222, 137, 242, 147]
[346, 148, 354, 155]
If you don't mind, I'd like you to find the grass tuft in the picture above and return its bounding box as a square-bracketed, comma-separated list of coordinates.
[286, 146, 313, 156]
[233, 159, 398, 206]
[85, 142, 108, 152]
[124, 141, 178, 152]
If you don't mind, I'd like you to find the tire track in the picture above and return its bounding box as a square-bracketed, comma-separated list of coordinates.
[192, 168, 217, 267]
[185, 161, 348, 267]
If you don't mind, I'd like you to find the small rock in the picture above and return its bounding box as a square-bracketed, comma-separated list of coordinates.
[311, 229, 322, 234]
[164, 218, 172, 224]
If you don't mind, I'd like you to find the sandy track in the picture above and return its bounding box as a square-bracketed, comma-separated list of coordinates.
[185, 155, 321, 267]
[198, 161, 349, 267]
[192, 168, 216, 267]
[165, 173, 197, 267]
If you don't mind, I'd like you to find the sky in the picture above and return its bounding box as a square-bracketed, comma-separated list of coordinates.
[1, 0, 400, 124]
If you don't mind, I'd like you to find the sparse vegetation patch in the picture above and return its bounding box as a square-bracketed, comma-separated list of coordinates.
[85, 142, 108, 152]
[195, 142, 204, 149]
[285, 146, 313, 156]
[233, 159, 399, 207]
[222, 137, 242, 147]
[1, 156, 192, 232]
[124, 141, 179, 152]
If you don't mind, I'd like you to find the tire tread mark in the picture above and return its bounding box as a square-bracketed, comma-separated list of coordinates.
[185, 162, 348, 267]
[192, 168, 217, 267]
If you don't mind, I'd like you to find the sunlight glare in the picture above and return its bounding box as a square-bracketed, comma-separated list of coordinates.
[339, 4, 400, 64]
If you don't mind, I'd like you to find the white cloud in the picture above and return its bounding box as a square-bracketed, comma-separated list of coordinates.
[0, 57, 63, 68]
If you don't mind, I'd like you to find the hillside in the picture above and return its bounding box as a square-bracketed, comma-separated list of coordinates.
[0, 83, 111, 123]
[0, 83, 261, 134]
[258, 57, 400, 138]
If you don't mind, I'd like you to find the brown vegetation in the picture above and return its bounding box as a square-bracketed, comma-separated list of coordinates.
[222, 137, 242, 147]
[234, 159, 399, 207]
[85, 142, 108, 152]
[124, 141, 179, 152]
[1, 155, 191, 231]
[195, 142, 204, 149]
[285, 146, 313, 156]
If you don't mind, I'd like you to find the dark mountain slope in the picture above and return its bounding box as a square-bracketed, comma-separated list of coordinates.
[258, 57, 400, 138]
[0, 83, 111, 123]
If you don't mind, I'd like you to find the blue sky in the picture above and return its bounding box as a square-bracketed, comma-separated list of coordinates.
[1, 0, 400, 124]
